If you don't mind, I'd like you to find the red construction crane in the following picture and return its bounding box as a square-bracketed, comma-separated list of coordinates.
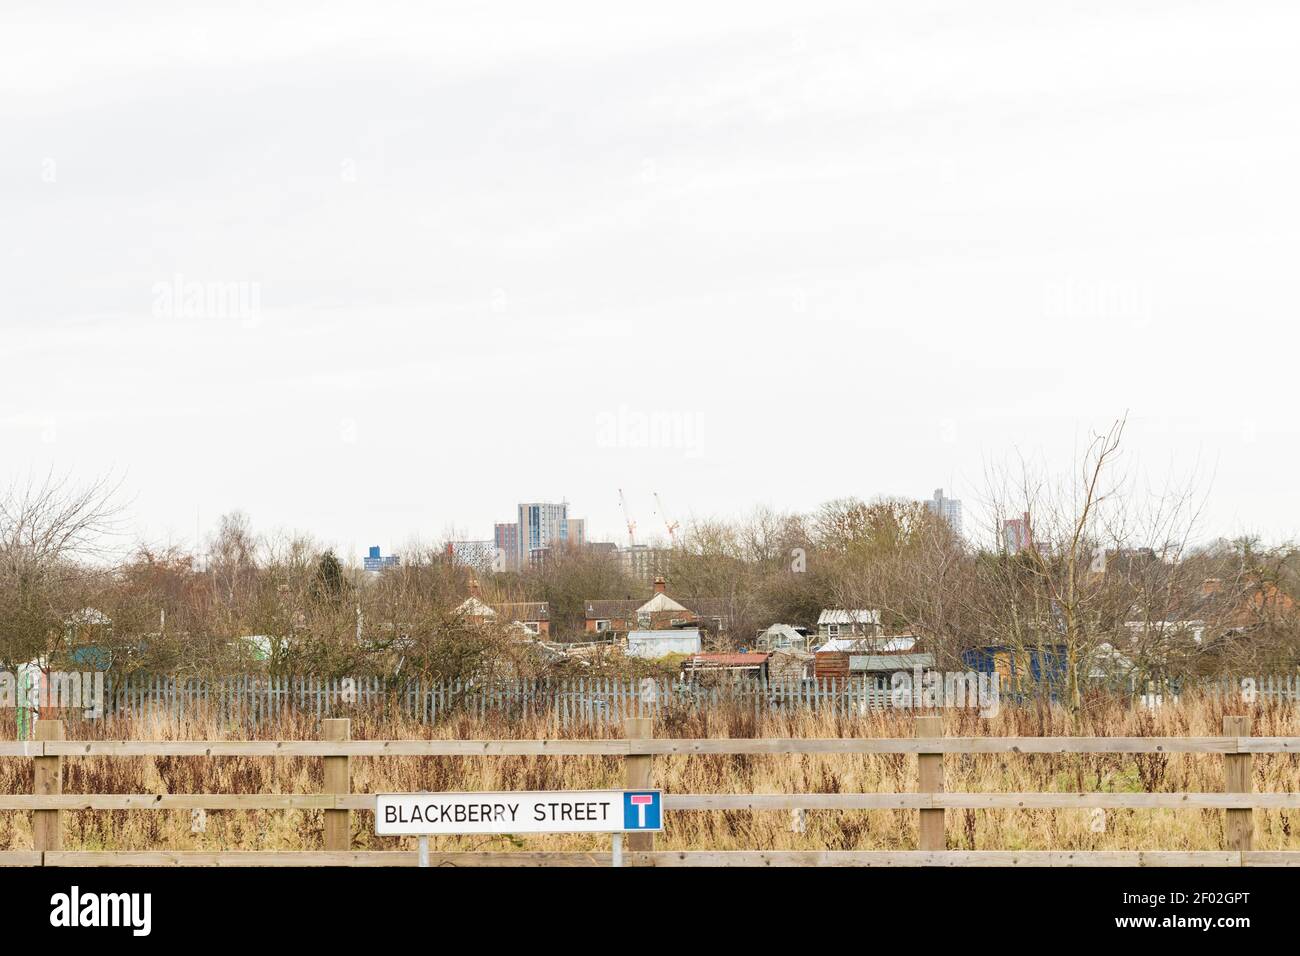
[653, 492, 680, 544]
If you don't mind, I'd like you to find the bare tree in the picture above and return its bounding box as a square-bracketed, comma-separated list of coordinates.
[0, 472, 123, 671]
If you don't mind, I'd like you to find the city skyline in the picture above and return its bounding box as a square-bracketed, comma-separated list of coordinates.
[22, 462, 1288, 566]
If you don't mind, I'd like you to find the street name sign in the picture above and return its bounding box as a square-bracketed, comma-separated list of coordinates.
[375, 790, 663, 836]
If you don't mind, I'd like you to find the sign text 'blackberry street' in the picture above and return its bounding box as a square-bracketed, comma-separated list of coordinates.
[375, 790, 663, 835]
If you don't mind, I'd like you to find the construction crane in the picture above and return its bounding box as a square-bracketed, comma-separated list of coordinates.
[618, 488, 637, 547]
[653, 491, 680, 544]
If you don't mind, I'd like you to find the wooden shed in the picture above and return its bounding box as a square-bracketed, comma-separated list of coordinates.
[813, 650, 850, 682]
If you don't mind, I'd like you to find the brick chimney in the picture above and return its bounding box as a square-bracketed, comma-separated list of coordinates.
[468, 578, 483, 599]
[653, 576, 667, 595]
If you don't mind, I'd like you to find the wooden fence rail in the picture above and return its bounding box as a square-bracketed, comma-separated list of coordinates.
[16, 736, 1300, 756]
[5, 714, 1300, 866]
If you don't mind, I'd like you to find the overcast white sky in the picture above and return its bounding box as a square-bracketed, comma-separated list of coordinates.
[3, 0, 1299, 558]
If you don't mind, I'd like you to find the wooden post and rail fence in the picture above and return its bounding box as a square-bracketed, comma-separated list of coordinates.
[3, 714, 1298, 866]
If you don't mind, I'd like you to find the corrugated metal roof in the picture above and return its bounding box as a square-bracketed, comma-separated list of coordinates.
[817, 609, 881, 626]
[849, 653, 934, 671]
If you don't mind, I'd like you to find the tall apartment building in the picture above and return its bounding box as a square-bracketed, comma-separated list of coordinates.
[490, 504, 588, 571]
[517, 501, 570, 567]
[924, 488, 963, 536]
[494, 522, 519, 571]
[566, 518, 586, 547]
[1003, 512, 1032, 553]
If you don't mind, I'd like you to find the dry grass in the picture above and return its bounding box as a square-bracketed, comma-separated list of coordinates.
[2, 694, 1298, 853]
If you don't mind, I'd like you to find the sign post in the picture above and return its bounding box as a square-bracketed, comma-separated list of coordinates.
[376, 789, 663, 866]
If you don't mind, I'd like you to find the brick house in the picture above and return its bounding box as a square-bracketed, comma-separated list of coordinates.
[456, 579, 550, 637]
[584, 577, 701, 635]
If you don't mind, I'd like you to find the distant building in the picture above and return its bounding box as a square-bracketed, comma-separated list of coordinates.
[619, 544, 673, 583]
[1003, 513, 1032, 553]
[363, 546, 399, 572]
[488, 504, 591, 571]
[447, 540, 496, 572]
[494, 523, 519, 571]
[924, 488, 963, 536]
[517, 502, 571, 567]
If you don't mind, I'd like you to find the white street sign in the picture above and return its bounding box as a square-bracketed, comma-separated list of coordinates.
[375, 790, 663, 836]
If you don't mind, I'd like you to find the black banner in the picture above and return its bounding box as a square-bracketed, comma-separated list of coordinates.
[0, 865, 1275, 943]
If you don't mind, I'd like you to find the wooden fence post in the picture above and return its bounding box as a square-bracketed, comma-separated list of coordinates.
[1223, 715, 1252, 852]
[916, 715, 945, 852]
[323, 718, 351, 852]
[33, 719, 64, 855]
[624, 717, 654, 857]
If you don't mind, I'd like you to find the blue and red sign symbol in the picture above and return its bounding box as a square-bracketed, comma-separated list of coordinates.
[622, 791, 662, 830]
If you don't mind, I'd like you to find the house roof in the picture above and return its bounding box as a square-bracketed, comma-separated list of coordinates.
[585, 599, 640, 620]
[455, 596, 496, 617]
[817, 609, 880, 626]
[456, 598, 548, 622]
[497, 601, 549, 622]
[637, 592, 690, 615]
[760, 624, 807, 643]
[691, 599, 730, 619]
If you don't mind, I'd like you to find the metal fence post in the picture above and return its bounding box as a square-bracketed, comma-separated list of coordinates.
[624, 717, 654, 861]
[34, 719, 64, 856]
[1223, 715, 1252, 853]
[323, 718, 351, 852]
[916, 715, 945, 852]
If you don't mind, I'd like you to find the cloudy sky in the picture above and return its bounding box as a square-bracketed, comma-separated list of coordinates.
[3, 0, 1299, 557]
